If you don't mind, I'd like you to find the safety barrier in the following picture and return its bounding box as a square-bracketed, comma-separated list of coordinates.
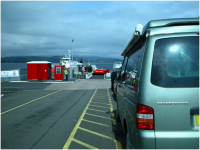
[1, 68, 27, 82]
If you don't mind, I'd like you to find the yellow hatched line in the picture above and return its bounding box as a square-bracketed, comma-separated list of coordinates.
[115, 140, 122, 149]
[82, 119, 110, 127]
[92, 97, 107, 100]
[1, 90, 62, 115]
[72, 138, 98, 149]
[18, 90, 36, 91]
[92, 99, 109, 102]
[91, 101, 110, 105]
[93, 96, 107, 98]
[85, 113, 112, 120]
[63, 89, 97, 149]
[90, 104, 110, 109]
[79, 126, 123, 149]
[107, 88, 122, 149]
[79, 127, 114, 141]
[87, 108, 107, 113]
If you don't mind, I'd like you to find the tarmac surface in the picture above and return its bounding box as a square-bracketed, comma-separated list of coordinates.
[90, 75, 104, 79]
[1, 77, 126, 149]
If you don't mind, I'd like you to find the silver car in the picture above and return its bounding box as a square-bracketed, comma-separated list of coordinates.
[116, 17, 199, 149]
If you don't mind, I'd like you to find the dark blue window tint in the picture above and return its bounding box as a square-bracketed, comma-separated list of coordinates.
[119, 57, 128, 82]
[151, 36, 199, 88]
[125, 44, 145, 86]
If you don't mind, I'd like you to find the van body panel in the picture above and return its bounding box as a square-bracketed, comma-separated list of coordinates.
[149, 26, 199, 36]
[147, 18, 199, 28]
[139, 33, 199, 148]
[136, 129, 155, 149]
[117, 18, 199, 149]
[117, 82, 127, 130]
[123, 96, 156, 149]
[155, 131, 199, 149]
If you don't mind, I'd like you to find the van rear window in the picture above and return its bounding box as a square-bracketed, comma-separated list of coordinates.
[151, 36, 199, 88]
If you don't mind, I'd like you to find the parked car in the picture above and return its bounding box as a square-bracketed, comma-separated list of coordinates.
[111, 63, 122, 91]
[116, 17, 199, 149]
[111, 71, 118, 91]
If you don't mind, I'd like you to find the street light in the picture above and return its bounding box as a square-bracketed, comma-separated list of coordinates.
[72, 39, 74, 79]
[68, 50, 72, 79]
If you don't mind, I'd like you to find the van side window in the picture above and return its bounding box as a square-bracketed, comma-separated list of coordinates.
[125, 42, 145, 86]
[119, 57, 128, 82]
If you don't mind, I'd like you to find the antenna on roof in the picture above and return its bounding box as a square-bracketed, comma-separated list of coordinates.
[121, 24, 144, 56]
[134, 24, 143, 36]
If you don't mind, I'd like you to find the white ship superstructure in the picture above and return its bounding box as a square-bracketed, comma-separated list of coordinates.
[60, 50, 82, 69]
[113, 62, 122, 72]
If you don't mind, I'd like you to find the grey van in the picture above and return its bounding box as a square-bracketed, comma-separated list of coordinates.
[116, 18, 199, 149]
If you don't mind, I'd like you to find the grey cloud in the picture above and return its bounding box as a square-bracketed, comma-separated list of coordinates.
[1, 1, 199, 58]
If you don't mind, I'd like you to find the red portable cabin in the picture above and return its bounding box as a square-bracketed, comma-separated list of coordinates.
[27, 61, 51, 80]
[54, 65, 65, 81]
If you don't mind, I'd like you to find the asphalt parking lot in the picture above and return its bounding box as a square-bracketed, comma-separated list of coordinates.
[1, 80, 126, 149]
[63, 88, 125, 149]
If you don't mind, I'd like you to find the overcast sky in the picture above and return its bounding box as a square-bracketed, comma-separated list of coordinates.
[1, 1, 199, 59]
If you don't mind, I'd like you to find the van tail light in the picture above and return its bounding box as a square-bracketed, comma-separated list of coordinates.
[136, 104, 154, 130]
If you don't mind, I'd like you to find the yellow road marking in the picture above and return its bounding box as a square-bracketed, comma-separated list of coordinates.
[90, 104, 110, 108]
[92, 97, 108, 100]
[85, 113, 112, 120]
[72, 138, 98, 149]
[18, 90, 37, 91]
[87, 108, 107, 113]
[92, 99, 109, 102]
[79, 127, 114, 141]
[1, 90, 62, 115]
[107, 88, 121, 149]
[115, 140, 122, 149]
[91, 101, 110, 105]
[82, 119, 110, 127]
[63, 89, 97, 149]
[63, 89, 121, 149]
[79, 126, 122, 149]
[111, 113, 115, 117]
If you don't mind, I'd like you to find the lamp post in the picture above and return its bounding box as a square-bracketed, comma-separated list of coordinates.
[72, 39, 74, 79]
[69, 50, 72, 79]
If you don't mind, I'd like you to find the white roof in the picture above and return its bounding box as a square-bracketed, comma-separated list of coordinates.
[27, 61, 51, 64]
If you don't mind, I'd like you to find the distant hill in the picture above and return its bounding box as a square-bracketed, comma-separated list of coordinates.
[1, 56, 61, 63]
[1, 56, 123, 63]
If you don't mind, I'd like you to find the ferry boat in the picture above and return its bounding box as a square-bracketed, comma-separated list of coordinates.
[92, 68, 109, 75]
[51, 50, 84, 79]
[91, 65, 97, 71]
[60, 52, 82, 70]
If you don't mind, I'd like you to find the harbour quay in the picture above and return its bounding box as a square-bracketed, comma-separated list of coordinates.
[1, 77, 126, 149]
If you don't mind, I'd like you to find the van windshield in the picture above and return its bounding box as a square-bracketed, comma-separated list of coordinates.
[151, 36, 199, 88]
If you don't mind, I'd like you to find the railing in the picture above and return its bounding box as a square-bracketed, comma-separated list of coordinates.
[104, 73, 111, 79]
[1, 68, 27, 82]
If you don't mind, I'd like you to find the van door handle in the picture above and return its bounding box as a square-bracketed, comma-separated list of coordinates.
[190, 107, 199, 115]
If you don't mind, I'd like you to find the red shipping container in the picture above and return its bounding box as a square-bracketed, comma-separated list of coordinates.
[27, 61, 51, 80]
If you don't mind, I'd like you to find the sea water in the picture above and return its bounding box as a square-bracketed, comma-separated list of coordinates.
[1, 63, 114, 72]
